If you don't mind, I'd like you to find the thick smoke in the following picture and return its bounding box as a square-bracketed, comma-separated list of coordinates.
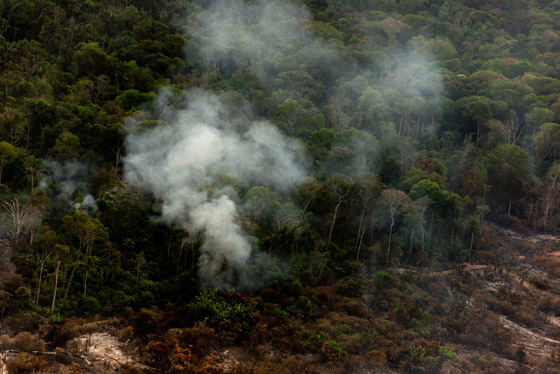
[125, 0, 447, 288]
[123, 92, 306, 288]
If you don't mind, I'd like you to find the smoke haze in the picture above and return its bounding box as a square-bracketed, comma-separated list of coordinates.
[40, 160, 98, 215]
[187, 0, 342, 85]
[124, 1, 446, 288]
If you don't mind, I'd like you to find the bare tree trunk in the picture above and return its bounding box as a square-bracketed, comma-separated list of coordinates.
[328, 188, 350, 244]
[300, 199, 311, 223]
[355, 207, 366, 248]
[113, 144, 122, 174]
[35, 255, 49, 305]
[64, 255, 80, 300]
[543, 200, 551, 227]
[83, 269, 88, 298]
[356, 223, 368, 261]
[328, 201, 341, 244]
[3, 198, 38, 252]
[51, 260, 60, 312]
[386, 213, 394, 261]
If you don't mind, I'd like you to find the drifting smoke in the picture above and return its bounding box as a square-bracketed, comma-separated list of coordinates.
[187, 0, 342, 85]
[40, 160, 98, 215]
[124, 0, 447, 288]
[123, 91, 307, 288]
[380, 52, 443, 100]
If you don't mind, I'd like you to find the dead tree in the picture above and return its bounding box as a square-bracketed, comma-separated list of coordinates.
[381, 189, 409, 261]
[2, 198, 40, 252]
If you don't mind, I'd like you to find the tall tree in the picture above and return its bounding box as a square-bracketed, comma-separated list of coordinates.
[62, 211, 108, 298]
[353, 172, 381, 260]
[51, 244, 69, 313]
[2, 197, 40, 252]
[326, 174, 352, 245]
[381, 189, 409, 261]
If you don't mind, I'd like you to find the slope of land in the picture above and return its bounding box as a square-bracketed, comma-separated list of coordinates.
[1, 224, 559, 373]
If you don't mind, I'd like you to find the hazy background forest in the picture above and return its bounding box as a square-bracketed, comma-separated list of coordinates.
[0, 0, 560, 372]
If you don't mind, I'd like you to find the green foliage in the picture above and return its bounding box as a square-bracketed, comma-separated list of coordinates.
[374, 271, 394, 290]
[535, 122, 560, 172]
[115, 89, 155, 110]
[0, 4, 558, 363]
[321, 339, 347, 361]
[189, 290, 254, 334]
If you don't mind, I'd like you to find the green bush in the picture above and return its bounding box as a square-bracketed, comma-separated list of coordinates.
[321, 340, 347, 361]
[374, 271, 393, 290]
[190, 290, 254, 334]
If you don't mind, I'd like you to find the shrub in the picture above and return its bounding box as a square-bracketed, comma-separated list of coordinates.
[0, 334, 11, 346]
[374, 271, 394, 290]
[13, 332, 46, 352]
[341, 299, 368, 318]
[436, 345, 458, 364]
[49, 317, 86, 347]
[6, 352, 46, 374]
[189, 291, 254, 335]
[119, 326, 135, 341]
[287, 296, 313, 319]
[365, 350, 388, 367]
[128, 309, 157, 336]
[321, 340, 347, 361]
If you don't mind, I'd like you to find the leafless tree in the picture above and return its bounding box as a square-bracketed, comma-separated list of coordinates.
[2, 198, 41, 252]
[504, 116, 525, 145]
[381, 189, 409, 261]
[327, 175, 352, 245]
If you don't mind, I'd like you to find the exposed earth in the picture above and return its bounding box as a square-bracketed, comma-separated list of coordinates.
[1, 224, 559, 373]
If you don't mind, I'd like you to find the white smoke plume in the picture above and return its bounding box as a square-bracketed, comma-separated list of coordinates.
[123, 91, 307, 288]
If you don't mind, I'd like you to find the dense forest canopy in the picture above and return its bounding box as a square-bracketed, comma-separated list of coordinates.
[1, 0, 560, 371]
[1, 0, 559, 314]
